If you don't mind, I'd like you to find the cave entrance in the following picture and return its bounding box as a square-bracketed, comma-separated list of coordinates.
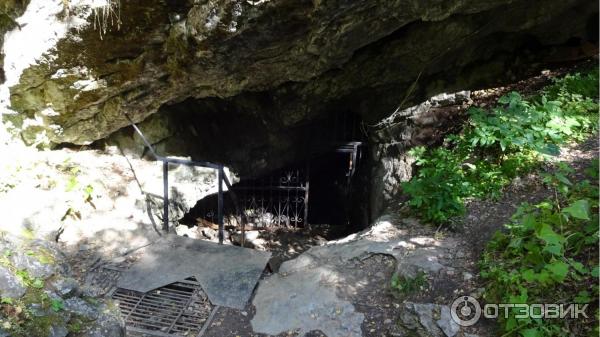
[181, 111, 367, 245]
[183, 141, 362, 235]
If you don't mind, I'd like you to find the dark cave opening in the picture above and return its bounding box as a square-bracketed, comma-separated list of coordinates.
[179, 110, 370, 243]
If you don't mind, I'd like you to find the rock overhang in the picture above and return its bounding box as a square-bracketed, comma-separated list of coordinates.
[0, 0, 596, 148]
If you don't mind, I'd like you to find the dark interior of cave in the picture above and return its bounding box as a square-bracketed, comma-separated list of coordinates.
[180, 110, 370, 241]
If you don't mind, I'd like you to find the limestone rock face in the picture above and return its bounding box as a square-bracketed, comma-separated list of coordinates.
[0, 145, 234, 253]
[0, 0, 30, 83]
[1, 0, 597, 149]
[0, 234, 125, 337]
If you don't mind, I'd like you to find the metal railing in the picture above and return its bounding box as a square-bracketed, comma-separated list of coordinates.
[125, 115, 244, 245]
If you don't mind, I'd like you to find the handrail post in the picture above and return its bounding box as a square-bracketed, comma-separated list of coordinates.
[217, 166, 224, 244]
[304, 162, 310, 230]
[163, 161, 169, 233]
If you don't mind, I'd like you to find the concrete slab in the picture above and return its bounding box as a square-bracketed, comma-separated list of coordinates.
[117, 235, 271, 309]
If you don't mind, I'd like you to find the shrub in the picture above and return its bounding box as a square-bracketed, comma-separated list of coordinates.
[402, 69, 599, 224]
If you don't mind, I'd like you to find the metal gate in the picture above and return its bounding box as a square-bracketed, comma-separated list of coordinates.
[192, 141, 363, 230]
[232, 166, 309, 228]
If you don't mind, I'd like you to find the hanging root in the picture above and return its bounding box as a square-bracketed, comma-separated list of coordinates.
[92, 0, 121, 40]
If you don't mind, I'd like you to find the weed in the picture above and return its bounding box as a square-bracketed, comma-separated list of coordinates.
[67, 319, 82, 333]
[480, 162, 599, 336]
[390, 272, 428, 296]
[50, 299, 64, 312]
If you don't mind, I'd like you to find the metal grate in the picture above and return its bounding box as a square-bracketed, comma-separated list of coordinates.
[84, 256, 141, 297]
[111, 278, 214, 337]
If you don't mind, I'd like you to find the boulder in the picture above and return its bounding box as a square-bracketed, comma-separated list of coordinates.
[78, 304, 126, 337]
[397, 302, 460, 337]
[231, 230, 260, 243]
[231, 230, 267, 249]
[174, 224, 200, 239]
[50, 277, 80, 297]
[0, 233, 125, 337]
[47, 325, 69, 337]
[8, 249, 58, 278]
[63, 297, 100, 320]
[0, 265, 26, 299]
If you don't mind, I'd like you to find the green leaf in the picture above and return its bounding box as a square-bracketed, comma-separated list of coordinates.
[545, 260, 569, 282]
[574, 290, 591, 304]
[591, 266, 599, 278]
[521, 214, 537, 230]
[554, 172, 572, 186]
[539, 143, 560, 156]
[521, 269, 537, 282]
[32, 278, 45, 289]
[51, 299, 64, 312]
[509, 288, 528, 303]
[543, 243, 562, 256]
[562, 199, 590, 220]
[66, 176, 79, 192]
[505, 316, 518, 330]
[498, 94, 511, 104]
[536, 224, 564, 255]
[508, 237, 523, 249]
[569, 260, 587, 274]
[536, 270, 551, 284]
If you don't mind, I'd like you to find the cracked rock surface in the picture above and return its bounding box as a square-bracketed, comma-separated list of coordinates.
[251, 215, 465, 337]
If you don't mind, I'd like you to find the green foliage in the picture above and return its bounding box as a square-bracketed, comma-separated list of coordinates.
[50, 299, 64, 312]
[65, 176, 79, 192]
[480, 163, 599, 336]
[0, 246, 70, 336]
[62, 164, 96, 219]
[83, 184, 94, 201]
[67, 319, 82, 333]
[402, 69, 599, 223]
[65, 166, 80, 192]
[390, 272, 428, 296]
[14, 270, 44, 290]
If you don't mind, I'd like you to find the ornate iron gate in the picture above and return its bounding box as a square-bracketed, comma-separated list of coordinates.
[232, 166, 309, 228]
[192, 142, 363, 230]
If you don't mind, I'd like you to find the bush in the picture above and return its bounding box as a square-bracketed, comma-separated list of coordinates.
[402, 69, 599, 224]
